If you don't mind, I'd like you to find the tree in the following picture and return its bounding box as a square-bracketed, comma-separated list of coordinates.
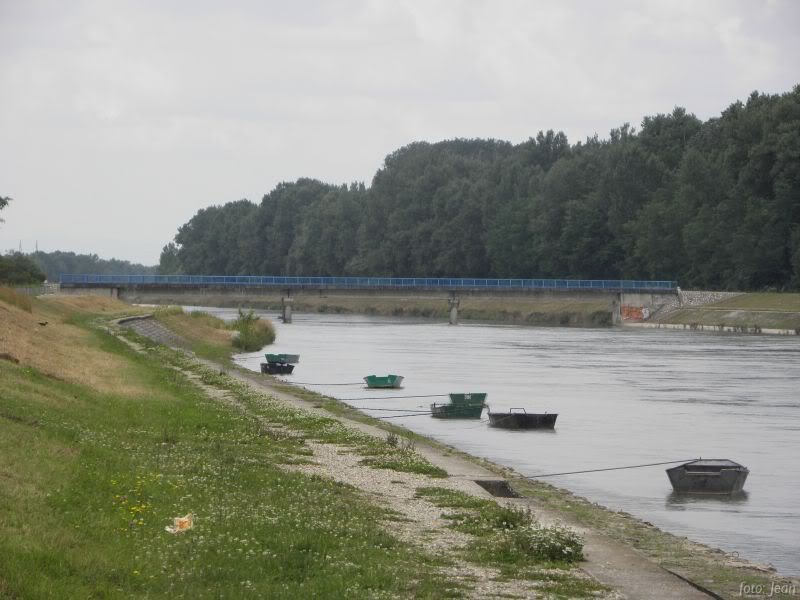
[158, 243, 183, 275]
[0, 195, 10, 224]
[0, 252, 46, 285]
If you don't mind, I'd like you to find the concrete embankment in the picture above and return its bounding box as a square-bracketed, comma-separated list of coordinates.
[633, 291, 800, 335]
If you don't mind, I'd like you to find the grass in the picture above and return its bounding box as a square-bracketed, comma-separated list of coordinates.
[152, 306, 238, 363]
[133, 340, 448, 479]
[415, 487, 599, 597]
[153, 306, 277, 357]
[0, 286, 32, 312]
[0, 297, 463, 598]
[659, 292, 800, 330]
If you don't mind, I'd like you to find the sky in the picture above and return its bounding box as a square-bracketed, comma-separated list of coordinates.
[1, 0, 798, 265]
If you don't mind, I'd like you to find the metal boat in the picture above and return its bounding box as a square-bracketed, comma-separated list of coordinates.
[430, 393, 487, 419]
[260, 362, 295, 375]
[487, 408, 557, 429]
[666, 459, 749, 494]
[265, 353, 299, 364]
[363, 374, 404, 389]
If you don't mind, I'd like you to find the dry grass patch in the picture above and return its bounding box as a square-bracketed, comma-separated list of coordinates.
[155, 310, 233, 346]
[0, 297, 147, 396]
[0, 287, 33, 312]
[40, 294, 142, 317]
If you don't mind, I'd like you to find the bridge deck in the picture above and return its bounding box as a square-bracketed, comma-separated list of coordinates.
[59, 274, 677, 292]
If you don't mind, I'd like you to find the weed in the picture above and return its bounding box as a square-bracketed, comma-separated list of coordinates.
[231, 309, 276, 351]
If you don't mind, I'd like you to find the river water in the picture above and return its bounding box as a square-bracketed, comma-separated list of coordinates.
[202, 309, 799, 575]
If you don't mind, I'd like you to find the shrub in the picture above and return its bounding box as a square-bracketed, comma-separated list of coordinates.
[493, 524, 584, 564]
[0, 253, 46, 285]
[231, 309, 276, 351]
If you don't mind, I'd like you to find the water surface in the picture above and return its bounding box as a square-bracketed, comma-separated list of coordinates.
[203, 310, 800, 575]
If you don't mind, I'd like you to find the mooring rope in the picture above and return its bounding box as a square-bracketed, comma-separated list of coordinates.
[372, 412, 434, 419]
[344, 405, 434, 412]
[283, 381, 365, 386]
[337, 393, 450, 401]
[525, 458, 700, 478]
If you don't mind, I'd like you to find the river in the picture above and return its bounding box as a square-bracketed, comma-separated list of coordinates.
[199, 309, 800, 575]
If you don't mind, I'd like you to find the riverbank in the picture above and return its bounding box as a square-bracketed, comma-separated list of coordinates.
[1, 293, 797, 598]
[122, 286, 800, 333]
[647, 292, 800, 334]
[120, 305, 799, 597]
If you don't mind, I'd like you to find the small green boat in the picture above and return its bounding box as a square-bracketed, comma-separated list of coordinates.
[363, 374, 404, 389]
[431, 393, 487, 419]
[448, 393, 487, 405]
[265, 353, 300, 364]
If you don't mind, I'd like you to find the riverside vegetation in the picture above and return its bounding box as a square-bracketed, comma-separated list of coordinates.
[161, 86, 800, 291]
[0, 292, 604, 598]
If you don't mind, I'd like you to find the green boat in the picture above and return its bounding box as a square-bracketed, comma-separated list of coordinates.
[448, 393, 487, 405]
[363, 374, 404, 389]
[430, 393, 487, 419]
[265, 353, 300, 364]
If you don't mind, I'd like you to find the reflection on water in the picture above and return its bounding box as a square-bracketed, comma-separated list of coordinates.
[193, 309, 800, 576]
[666, 491, 750, 508]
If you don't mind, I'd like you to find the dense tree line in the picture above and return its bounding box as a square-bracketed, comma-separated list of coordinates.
[0, 252, 46, 285]
[29, 251, 158, 282]
[162, 87, 800, 290]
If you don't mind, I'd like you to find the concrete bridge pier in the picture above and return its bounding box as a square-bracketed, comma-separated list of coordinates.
[281, 296, 293, 323]
[612, 295, 621, 325]
[448, 295, 460, 325]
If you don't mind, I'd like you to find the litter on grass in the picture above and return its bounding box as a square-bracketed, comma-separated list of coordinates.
[165, 513, 193, 534]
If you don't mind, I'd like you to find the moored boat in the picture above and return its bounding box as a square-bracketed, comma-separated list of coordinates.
[448, 393, 487, 405]
[487, 408, 557, 430]
[265, 353, 299, 364]
[260, 362, 295, 375]
[430, 393, 487, 419]
[363, 374, 404, 389]
[666, 459, 749, 494]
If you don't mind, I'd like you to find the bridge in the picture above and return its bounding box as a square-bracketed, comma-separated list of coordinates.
[59, 274, 679, 324]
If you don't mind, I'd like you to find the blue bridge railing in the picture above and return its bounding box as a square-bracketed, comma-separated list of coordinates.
[59, 274, 678, 292]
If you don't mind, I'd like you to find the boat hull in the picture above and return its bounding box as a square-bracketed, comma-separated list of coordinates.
[488, 412, 557, 429]
[448, 393, 487, 405]
[363, 375, 404, 389]
[260, 362, 295, 375]
[430, 403, 484, 419]
[666, 461, 749, 494]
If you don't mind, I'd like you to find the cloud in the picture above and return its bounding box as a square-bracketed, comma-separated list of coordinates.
[0, 0, 797, 263]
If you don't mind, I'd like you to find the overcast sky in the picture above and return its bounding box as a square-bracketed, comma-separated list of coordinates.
[1, 0, 798, 265]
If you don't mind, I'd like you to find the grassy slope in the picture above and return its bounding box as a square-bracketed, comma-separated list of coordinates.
[0, 297, 459, 598]
[659, 293, 800, 330]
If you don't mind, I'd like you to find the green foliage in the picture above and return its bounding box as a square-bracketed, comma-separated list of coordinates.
[415, 487, 584, 566]
[230, 309, 276, 351]
[0, 252, 46, 285]
[0, 194, 9, 223]
[157, 242, 182, 275]
[29, 250, 157, 281]
[162, 86, 800, 290]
